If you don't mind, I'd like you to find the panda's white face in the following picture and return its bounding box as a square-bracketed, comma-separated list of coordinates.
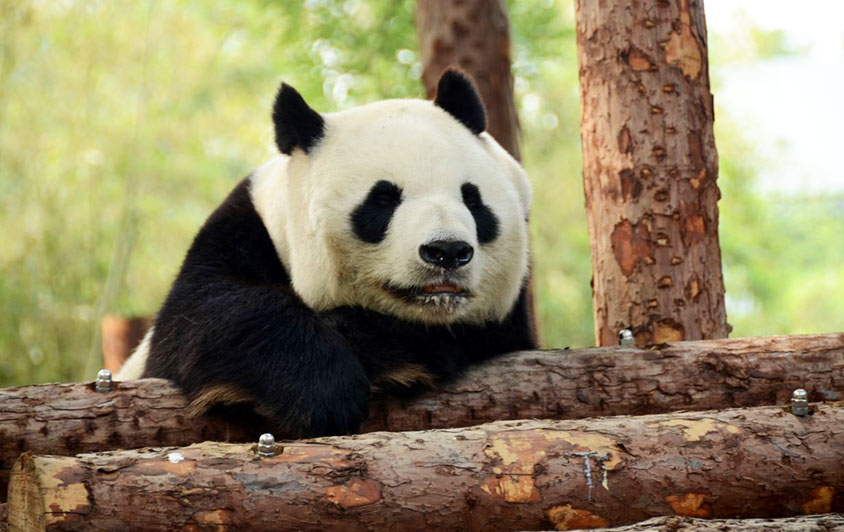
[252, 85, 531, 326]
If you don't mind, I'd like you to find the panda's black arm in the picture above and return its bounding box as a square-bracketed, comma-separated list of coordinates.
[145, 277, 371, 438]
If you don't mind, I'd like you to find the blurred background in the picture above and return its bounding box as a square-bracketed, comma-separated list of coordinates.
[1, 0, 842, 386]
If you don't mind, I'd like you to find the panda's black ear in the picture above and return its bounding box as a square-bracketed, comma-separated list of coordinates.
[272, 83, 325, 155]
[434, 68, 486, 135]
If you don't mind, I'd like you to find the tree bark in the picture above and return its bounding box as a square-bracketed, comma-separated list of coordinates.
[9, 404, 844, 532]
[575, 0, 728, 346]
[364, 332, 844, 432]
[416, 0, 520, 160]
[2, 332, 843, 502]
[0, 503, 6, 532]
[542, 515, 844, 532]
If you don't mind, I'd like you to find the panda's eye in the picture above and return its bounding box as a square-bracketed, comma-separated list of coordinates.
[461, 182, 500, 244]
[461, 183, 482, 209]
[374, 192, 398, 207]
[350, 180, 403, 244]
[370, 180, 402, 207]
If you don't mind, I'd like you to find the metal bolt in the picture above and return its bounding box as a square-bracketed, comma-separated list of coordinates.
[618, 329, 635, 347]
[791, 389, 809, 416]
[258, 433, 276, 457]
[95, 369, 113, 392]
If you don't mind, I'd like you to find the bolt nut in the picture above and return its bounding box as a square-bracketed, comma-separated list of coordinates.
[258, 433, 276, 457]
[95, 369, 113, 392]
[791, 388, 809, 416]
[618, 329, 635, 347]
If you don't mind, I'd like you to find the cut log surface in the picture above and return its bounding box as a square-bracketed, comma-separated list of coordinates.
[8, 404, 844, 531]
[551, 515, 844, 532]
[2, 333, 843, 502]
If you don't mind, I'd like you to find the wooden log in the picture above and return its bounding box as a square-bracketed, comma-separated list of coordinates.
[0, 503, 6, 532]
[0, 380, 250, 503]
[2, 333, 843, 502]
[9, 404, 844, 531]
[540, 515, 844, 532]
[365, 333, 844, 432]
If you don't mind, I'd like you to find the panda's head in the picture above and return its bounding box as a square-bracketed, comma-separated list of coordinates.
[252, 69, 531, 326]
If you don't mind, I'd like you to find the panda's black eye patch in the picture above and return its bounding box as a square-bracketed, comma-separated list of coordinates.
[351, 180, 403, 244]
[461, 183, 499, 244]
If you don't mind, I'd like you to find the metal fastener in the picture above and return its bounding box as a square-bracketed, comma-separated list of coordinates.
[618, 329, 635, 347]
[791, 389, 809, 416]
[95, 369, 113, 392]
[258, 433, 276, 457]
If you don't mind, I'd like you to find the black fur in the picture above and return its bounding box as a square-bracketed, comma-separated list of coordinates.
[350, 180, 403, 244]
[434, 68, 486, 135]
[462, 182, 500, 244]
[143, 179, 534, 438]
[272, 83, 325, 154]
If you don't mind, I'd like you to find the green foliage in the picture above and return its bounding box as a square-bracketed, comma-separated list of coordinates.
[717, 120, 844, 336]
[0, 0, 841, 386]
[709, 9, 809, 63]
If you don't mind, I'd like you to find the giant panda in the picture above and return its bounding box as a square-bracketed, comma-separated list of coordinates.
[117, 69, 536, 437]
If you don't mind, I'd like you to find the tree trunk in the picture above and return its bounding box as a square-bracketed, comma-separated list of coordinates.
[416, 0, 520, 160]
[551, 515, 844, 532]
[575, 0, 728, 346]
[100, 315, 153, 373]
[9, 404, 844, 532]
[2, 333, 843, 502]
[414, 0, 541, 344]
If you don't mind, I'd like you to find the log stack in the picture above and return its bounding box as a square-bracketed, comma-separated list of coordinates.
[2, 334, 843, 502]
[2, 333, 844, 531]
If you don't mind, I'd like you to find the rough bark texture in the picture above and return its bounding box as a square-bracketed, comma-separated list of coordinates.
[416, 0, 520, 160]
[364, 333, 844, 432]
[100, 315, 153, 374]
[575, 0, 728, 346]
[9, 404, 844, 531]
[544, 515, 844, 532]
[0, 379, 251, 503]
[3, 333, 843, 502]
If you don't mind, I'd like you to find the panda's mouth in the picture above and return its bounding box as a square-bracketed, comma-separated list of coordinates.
[385, 282, 472, 306]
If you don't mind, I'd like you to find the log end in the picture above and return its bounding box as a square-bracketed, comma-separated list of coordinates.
[8, 453, 46, 532]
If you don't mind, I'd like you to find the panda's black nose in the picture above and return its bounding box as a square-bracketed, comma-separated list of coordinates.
[419, 240, 474, 269]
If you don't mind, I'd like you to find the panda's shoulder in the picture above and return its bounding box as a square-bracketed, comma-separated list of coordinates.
[181, 177, 289, 285]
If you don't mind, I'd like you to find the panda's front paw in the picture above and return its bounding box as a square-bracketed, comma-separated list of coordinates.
[285, 361, 371, 438]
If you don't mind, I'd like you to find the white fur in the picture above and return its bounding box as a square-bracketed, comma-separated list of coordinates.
[115, 327, 154, 380]
[251, 98, 531, 325]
